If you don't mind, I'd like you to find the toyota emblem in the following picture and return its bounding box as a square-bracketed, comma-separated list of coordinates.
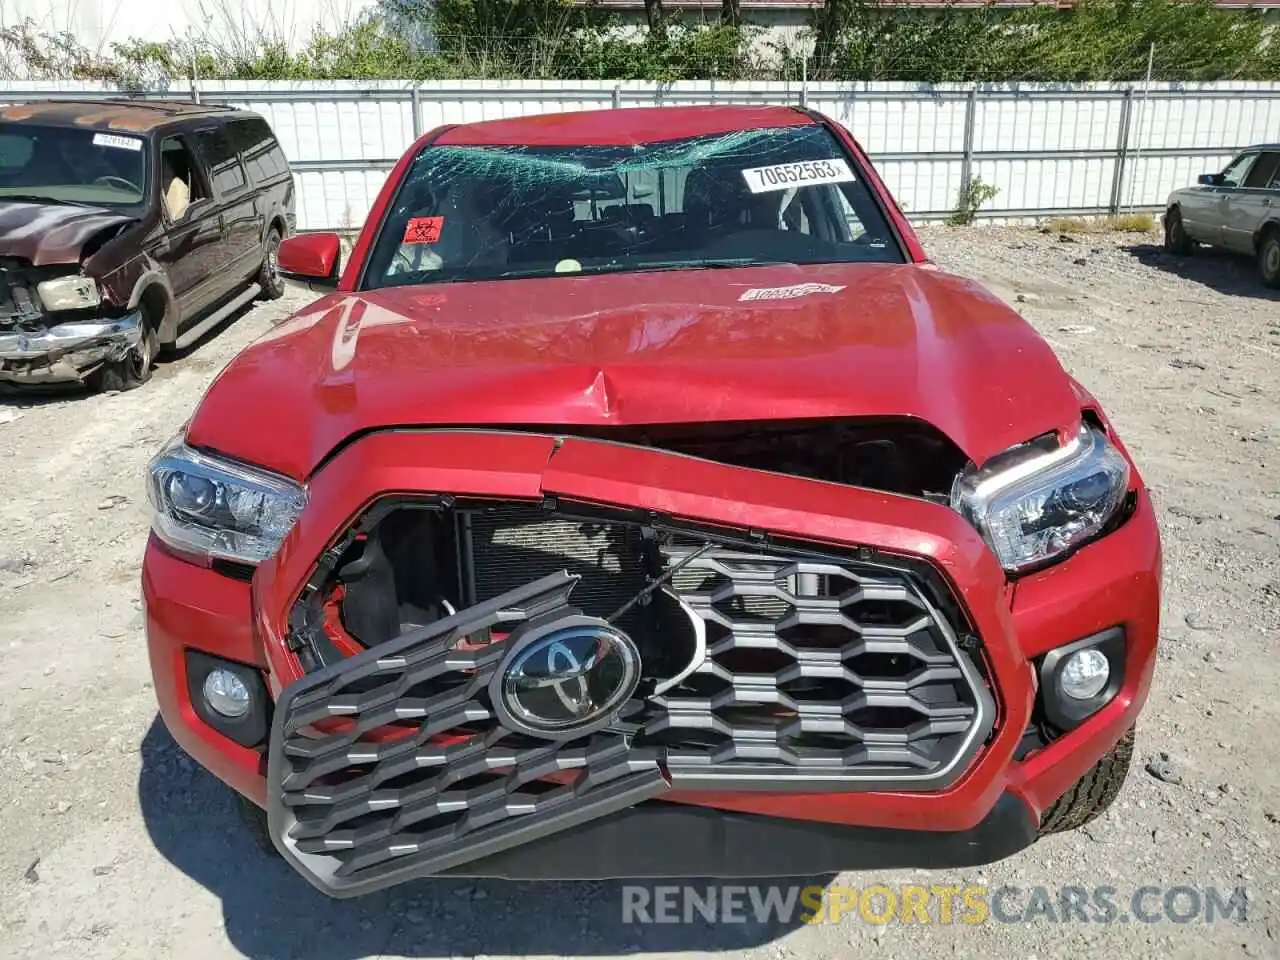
[491, 615, 641, 739]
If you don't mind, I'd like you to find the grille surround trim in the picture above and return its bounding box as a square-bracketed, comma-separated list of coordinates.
[269, 501, 995, 896]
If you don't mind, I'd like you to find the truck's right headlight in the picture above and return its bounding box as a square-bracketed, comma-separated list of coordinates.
[37, 275, 102, 311]
[950, 422, 1130, 573]
[146, 435, 307, 565]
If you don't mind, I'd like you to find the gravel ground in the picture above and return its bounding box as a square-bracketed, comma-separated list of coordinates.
[1, 226, 1278, 960]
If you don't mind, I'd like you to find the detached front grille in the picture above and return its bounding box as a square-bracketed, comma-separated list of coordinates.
[271, 499, 994, 895]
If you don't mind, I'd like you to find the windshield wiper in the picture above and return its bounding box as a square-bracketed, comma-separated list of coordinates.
[0, 193, 97, 209]
[390, 258, 797, 287]
[580, 258, 797, 276]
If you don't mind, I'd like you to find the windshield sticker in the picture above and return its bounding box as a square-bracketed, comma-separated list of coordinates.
[739, 282, 847, 302]
[403, 216, 444, 244]
[741, 159, 857, 194]
[92, 133, 143, 152]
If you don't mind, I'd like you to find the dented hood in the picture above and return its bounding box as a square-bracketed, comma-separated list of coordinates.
[0, 200, 134, 266]
[187, 263, 1082, 481]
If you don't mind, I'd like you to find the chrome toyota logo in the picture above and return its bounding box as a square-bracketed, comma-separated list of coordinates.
[490, 616, 641, 739]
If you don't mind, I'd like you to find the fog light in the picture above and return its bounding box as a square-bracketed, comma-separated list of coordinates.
[203, 668, 252, 718]
[1058, 648, 1110, 700]
[1038, 627, 1125, 731]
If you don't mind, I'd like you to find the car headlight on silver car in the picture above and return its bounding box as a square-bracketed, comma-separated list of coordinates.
[950, 422, 1130, 573]
[146, 436, 307, 565]
[37, 275, 102, 311]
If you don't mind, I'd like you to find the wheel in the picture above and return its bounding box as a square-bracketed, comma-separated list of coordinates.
[1258, 230, 1280, 289]
[87, 315, 158, 393]
[1163, 207, 1193, 255]
[257, 228, 285, 301]
[235, 793, 280, 858]
[1039, 726, 1133, 835]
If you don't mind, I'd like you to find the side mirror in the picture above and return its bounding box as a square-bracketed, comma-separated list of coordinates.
[278, 233, 342, 290]
[1197, 173, 1225, 186]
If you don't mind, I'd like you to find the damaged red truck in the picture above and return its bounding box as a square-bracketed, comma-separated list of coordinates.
[142, 105, 1161, 898]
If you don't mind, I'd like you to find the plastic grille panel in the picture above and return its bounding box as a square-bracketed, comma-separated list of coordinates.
[650, 546, 989, 784]
[269, 572, 669, 896]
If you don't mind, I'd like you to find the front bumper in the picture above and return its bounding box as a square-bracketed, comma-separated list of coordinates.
[0, 311, 141, 384]
[432, 793, 1038, 880]
[143, 429, 1161, 896]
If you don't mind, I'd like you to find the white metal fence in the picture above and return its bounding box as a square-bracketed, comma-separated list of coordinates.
[3, 78, 1279, 231]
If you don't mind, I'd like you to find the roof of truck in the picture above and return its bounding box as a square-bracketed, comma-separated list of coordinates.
[0, 98, 238, 133]
[433, 105, 815, 147]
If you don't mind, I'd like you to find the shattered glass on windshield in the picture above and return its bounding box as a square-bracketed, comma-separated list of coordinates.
[362, 125, 904, 289]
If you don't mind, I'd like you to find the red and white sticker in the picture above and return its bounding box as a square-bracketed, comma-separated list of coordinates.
[741, 159, 856, 194]
[92, 132, 143, 152]
[403, 216, 444, 244]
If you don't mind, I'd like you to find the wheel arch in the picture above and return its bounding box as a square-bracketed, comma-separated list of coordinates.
[128, 274, 179, 345]
[265, 212, 287, 242]
[1255, 217, 1280, 248]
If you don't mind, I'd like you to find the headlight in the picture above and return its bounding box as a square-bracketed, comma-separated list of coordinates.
[146, 436, 307, 565]
[37, 275, 102, 311]
[950, 423, 1130, 573]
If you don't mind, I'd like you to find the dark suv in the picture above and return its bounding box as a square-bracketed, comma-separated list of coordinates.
[0, 98, 295, 391]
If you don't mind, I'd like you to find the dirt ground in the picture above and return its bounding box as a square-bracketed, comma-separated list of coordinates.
[1, 226, 1278, 960]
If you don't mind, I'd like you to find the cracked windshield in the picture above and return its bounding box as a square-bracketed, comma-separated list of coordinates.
[364, 124, 904, 288]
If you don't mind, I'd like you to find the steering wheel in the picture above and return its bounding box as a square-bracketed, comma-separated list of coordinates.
[93, 175, 138, 192]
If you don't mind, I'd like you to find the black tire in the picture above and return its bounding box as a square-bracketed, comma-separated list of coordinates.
[1039, 726, 1134, 835]
[235, 793, 280, 858]
[257, 228, 285, 301]
[1258, 229, 1280, 289]
[1164, 207, 1193, 255]
[87, 315, 158, 393]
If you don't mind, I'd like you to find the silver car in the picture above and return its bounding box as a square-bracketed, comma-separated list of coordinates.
[1163, 144, 1280, 288]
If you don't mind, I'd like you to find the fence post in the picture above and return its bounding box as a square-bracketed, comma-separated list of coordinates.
[612, 84, 622, 109]
[1109, 88, 1135, 215]
[410, 86, 422, 139]
[959, 86, 978, 204]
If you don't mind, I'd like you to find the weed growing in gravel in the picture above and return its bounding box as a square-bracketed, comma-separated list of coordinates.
[1041, 214, 1157, 234]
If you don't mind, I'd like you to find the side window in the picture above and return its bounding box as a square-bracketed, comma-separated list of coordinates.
[1221, 153, 1258, 189]
[195, 127, 247, 195]
[159, 136, 208, 221]
[1243, 152, 1280, 190]
[226, 117, 289, 184]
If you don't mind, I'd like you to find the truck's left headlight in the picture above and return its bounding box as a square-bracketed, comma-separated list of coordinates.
[950, 422, 1130, 573]
[147, 436, 307, 565]
[37, 275, 102, 311]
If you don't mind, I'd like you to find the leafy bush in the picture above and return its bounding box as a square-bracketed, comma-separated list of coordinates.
[811, 0, 1278, 82]
[2, 0, 1277, 83]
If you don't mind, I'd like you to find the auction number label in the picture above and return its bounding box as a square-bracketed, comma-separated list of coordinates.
[92, 133, 143, 151]
[740, 159, 857, 194]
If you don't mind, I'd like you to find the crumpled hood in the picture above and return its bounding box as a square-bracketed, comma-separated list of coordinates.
[187, 262, 1082, 480]
[0, 200, 133, 266]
